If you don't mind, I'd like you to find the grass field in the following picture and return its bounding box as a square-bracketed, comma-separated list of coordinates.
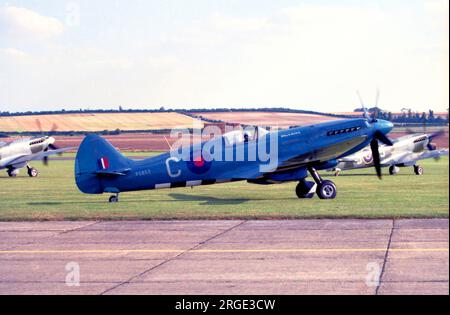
[0, 156, 448, 221]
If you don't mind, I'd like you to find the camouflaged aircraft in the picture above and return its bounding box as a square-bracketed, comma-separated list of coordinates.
[0, 136, 73, 177]
[331, 132, 448, 176]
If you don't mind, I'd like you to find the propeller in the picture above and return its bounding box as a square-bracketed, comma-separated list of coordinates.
[370, 139, 382, 179]
[370, 131, 394, 179]
[35, 119, 59, 135]
[357, 90, 370, 120]
[427, 130, 446, 152]
[49, 143, 60, 150]
[357, 89, 381, 122]
[356, 90, 395, 179]
[404, 128, 445, 151]
[35, 119, 61, 166]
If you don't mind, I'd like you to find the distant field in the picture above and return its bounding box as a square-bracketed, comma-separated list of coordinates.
[0, 112, 202, 132]
[0, 157, 447, 221]
[54, 134, 177, 151]
[195, 111, 343, 128]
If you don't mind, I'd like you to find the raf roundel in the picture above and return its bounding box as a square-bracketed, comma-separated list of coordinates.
[362, 150, 373, 164]
[187, 151, 212, 174]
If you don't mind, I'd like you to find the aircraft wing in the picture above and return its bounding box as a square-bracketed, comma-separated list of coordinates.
[8, 147, 75, 166]
[216, 136, 367, 180]
[275, 136, 367, 173]
[29, 147, 76, 161]
[338, 156, 359, 163]
[380, 151, 410, 166]
[215, 164, 266, 180]
[2, 154, 29, 167]
[385, 149, 449, 166]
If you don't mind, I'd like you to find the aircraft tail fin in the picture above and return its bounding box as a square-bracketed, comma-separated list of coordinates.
[75, 134, 133, 194]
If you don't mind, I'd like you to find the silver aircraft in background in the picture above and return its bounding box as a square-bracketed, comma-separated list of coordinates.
[0, 136, 73, 177]
[331, 132, 448, 176]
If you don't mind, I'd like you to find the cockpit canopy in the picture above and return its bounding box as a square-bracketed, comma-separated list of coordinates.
[222, 127, 269, 146]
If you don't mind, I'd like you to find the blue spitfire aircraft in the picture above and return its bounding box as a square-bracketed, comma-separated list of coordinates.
[75, 116, 394, 203]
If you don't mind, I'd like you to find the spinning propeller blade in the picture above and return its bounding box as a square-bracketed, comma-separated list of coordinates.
[357, 90, 370, 120]
[370, 131, 394, 179]
[35, 119, 62, 165]
[370, 139, 382, 179]
[35, 119, 43, 133]
[49, 143, 59, 150]
[427, 130, 445, 151]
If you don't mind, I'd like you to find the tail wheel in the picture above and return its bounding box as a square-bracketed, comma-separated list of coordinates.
[109, 195, 119, 203]
[414, 165, 424, 176]
[295, 181, 316, 199]
[316, 180, 337, 200]
[28, 168, 39, 177]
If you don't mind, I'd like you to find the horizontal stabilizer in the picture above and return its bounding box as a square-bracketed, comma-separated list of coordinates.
[95, 168, 131, 176]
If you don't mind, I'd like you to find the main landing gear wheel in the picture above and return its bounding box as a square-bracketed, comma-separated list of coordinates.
[414, 165, 424, 176]
[296, 180, 316, 199]
[7, 169, 18, 177]
[389, 166, 400, 176]
[307, 167, 338, 200]
[109, 194, 119, 203]
[316, 180, 337, 200]
[334, 168, 342, 177]
[27, 167, 39, 178]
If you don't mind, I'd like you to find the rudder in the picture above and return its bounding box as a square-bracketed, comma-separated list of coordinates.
[75, 134, 132, 194]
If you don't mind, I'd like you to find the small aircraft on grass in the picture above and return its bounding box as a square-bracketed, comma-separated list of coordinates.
[330, 131, 448, 176]
[0, 121, 73, 177]
[75, 111, 394, 202]
[0, 136, 72, 177]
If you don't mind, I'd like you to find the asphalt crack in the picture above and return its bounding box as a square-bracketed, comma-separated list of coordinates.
[375, 219, 395, 295]
[100, 220, 248, 295]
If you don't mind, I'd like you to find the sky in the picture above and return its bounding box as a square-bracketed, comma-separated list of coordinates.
[0, 0, 448, 113]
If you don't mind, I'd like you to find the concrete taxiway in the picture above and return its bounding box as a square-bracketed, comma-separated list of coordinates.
[0, 219, 448, 295]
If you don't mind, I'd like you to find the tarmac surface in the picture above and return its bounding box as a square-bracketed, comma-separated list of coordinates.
[0, 219, 448, 295]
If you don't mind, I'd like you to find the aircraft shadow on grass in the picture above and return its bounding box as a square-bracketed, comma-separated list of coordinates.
[168, 193, 251, 205]
[323, 173, 411, 177]
[26, 194, 274, 206]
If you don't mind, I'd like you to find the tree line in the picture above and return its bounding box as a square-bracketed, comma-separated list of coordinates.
[354, 107, 448, 125]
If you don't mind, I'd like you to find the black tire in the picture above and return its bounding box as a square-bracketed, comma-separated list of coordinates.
[109, 195, 119, 203]
[389, 166, 398, 176]
[414, 165, 424, 176]
[7, 170, 17, 177]
[316, 180, 337, 200]
[28, 168, 39, 177]
[295, 181, 315, 199]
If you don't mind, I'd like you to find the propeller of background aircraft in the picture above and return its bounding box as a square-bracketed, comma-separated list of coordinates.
[405, 119, 446, 160]
[35, 119, 61, 166]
